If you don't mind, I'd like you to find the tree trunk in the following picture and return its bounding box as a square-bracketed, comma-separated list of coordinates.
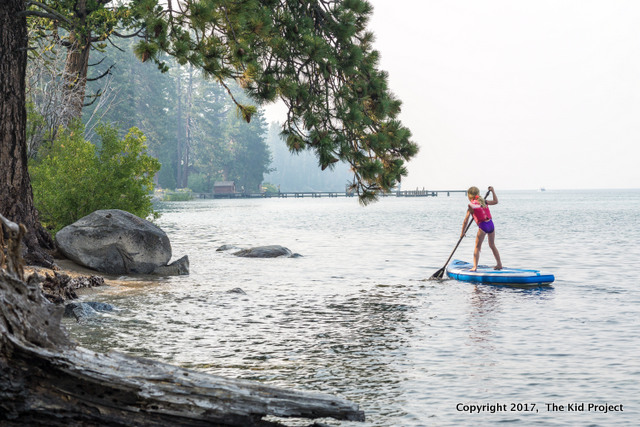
[176, 71, 184, 188]
[63, 36, 91, 122]
[1, 217, 365, 426]
[0, 0, 54, 267]
[62, 0, 91, 123]
[183, 65, 193, 188]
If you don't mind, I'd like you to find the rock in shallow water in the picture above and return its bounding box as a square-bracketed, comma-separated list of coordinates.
[232, 245, 293, 258]
[64, 301, 116, 321]
[152, 255, 189, 276]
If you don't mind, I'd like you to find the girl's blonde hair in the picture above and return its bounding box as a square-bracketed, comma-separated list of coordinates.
[467, 186, 487, 207]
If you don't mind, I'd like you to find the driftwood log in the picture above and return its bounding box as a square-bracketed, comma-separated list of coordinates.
[0, 215, 365, 426]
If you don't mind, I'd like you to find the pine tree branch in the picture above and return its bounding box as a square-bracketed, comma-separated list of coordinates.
[88, 57, 106, 67]
[107, 36, 126, 52]
[83, 89, 102, 107]
[24, 1, 72, 25]
[112, 28, 145, 39]
[86, 65, 113, 82]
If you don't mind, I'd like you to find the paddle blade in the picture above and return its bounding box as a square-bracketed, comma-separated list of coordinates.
[429, 267, 446, 280]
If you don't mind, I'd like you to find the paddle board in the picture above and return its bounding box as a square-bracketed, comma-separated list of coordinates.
[446, 260, 555, 285]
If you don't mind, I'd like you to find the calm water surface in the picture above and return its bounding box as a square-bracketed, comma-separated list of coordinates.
[64, 190, 640, 426]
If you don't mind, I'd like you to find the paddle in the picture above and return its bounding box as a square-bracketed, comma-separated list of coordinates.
[429, 190, 491, 280]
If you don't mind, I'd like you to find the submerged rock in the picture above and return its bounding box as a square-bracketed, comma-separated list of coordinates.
[233, 245, 294, 258]
[64, 301, 116, 321]
[216, 244, 239, 252]
[56, 209, 187, 275]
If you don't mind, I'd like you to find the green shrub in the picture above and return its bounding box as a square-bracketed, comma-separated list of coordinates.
[30, 122, 161, 233]
[163, 188, 194, 201]
[262, 182, 278, 194]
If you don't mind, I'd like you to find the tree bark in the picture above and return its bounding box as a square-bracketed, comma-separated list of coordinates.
[62, 0, 91, 122]
[0, 0, 54, 267]
[63, 35, 91, 122]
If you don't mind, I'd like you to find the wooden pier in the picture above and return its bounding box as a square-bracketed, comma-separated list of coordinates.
[194, 190, 466, 199]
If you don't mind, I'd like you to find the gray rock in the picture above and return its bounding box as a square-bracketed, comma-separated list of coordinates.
[152, 255, 189, 276]
[216, 244, 239, 252]
[227, 287, 246, 294]
[56, 210, 171, 275]
[64, 301, 116, 321]
[233, 245, 293, 258]
[84, 301, 115, 312]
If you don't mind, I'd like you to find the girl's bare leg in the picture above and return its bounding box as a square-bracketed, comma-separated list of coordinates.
[471, 230, 486, 271]
[487, 232, 502, 270]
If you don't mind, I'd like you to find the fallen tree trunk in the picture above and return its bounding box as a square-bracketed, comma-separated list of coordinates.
[1, 216, 365, 426]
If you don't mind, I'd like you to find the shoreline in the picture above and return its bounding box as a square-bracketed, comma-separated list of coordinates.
[26, 259, 111, 304]
[26, 258, 109, 280]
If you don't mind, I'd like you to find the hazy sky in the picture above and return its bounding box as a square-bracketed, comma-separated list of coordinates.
[267, 0, 640, 191]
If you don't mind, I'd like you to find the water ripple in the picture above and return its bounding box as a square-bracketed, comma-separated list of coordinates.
[63, 191, 640, 426]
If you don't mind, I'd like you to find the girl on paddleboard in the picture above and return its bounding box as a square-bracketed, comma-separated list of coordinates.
[462, 186, 503, 272]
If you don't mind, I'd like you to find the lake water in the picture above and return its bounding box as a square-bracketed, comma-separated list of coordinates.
[64, 189, 640, 426]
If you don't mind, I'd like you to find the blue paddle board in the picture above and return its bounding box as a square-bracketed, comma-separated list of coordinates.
[446, 260, 555, 285]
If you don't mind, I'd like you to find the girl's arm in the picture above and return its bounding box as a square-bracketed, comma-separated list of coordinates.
[487, 186, 498, 205]
[461, 210, 471, 237]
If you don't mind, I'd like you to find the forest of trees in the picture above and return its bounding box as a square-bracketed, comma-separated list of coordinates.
[81, 38, 274, 193]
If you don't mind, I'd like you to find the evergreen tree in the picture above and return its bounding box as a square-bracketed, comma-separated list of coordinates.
[222, 108, 272, 192]
[187, 72, 232, 192]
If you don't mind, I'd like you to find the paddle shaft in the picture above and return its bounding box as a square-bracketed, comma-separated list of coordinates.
[442, 217, 474, 268]
[430, 190, 491, 279]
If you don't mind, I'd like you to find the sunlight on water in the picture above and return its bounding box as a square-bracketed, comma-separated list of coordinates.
[63, 190, 640, 426]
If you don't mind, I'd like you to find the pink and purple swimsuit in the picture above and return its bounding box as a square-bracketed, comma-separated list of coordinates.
[469, 200, 495, 234]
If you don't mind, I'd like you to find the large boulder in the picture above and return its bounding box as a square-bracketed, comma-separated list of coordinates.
[56, 209, 172, 275]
